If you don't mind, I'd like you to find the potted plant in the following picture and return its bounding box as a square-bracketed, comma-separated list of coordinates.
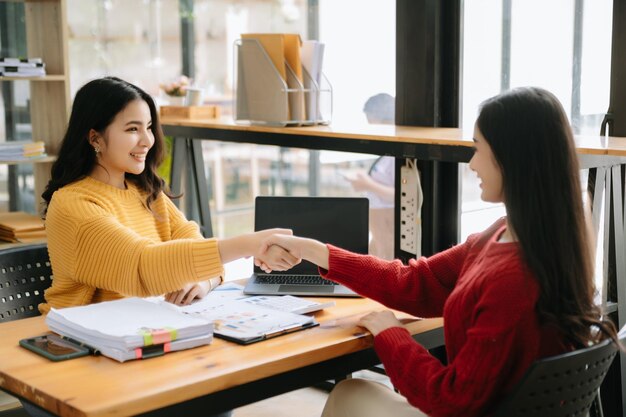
[160, 75, 191, 106]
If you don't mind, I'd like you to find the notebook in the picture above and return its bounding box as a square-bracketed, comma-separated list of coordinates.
[170, 296, 318, 345]
[244, 196, 369, 297]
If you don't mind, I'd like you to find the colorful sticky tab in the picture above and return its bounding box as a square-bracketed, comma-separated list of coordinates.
[134, 342, 171, 360]
[139, 327, 178, 346]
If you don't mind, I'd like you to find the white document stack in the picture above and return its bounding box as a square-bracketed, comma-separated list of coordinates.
[0, 57, 46, 77]
[300, 40, 325, 122]
[46, 298, 213, 362]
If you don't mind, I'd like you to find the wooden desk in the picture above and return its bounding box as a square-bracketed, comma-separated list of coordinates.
[607, 136, 626, 156]
[161, 117, 614, 159]
[0, 297, 443, 417]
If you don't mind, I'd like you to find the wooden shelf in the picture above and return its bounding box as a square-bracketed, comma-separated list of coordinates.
[0, 74, 66, 81]
[0, 1, 59, 3]
[0, 0, 70, 216]
[0, 155, 56, 165]
[0, 0, 71, 209]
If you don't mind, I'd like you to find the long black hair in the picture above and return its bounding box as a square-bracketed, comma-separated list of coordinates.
[476, 87, 616, 347]
[42, 77, 167, 213]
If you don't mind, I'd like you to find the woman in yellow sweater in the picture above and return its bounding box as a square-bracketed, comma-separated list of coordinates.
[40, 77, 297, 314]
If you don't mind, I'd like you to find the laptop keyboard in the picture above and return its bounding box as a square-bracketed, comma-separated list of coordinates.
[256, 275, 339, 286]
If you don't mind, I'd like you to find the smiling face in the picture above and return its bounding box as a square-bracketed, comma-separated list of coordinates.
[469, 125, 504, 203]
[89, 99, 154, 188]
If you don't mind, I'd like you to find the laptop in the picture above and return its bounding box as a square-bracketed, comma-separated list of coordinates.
[244, 196, 369, 297]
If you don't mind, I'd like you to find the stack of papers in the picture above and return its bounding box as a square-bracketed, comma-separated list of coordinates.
[0, 57, 46, 77]
[46, 298, 214, 362]
[0, 141, 46, 161]
[0, 211, 46, 243]
[301, 40, 325, 122]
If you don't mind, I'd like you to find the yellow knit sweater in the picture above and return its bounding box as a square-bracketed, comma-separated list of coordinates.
[40, 176, 223, 314]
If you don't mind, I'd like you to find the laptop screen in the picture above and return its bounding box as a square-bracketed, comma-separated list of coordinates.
[254, 196, 369, 275]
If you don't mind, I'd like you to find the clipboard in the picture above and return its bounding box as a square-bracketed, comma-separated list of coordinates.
[175, 297, 319, 345]
[214, 320, 319, 345]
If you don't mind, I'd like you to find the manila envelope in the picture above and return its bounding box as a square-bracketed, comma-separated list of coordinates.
[241, 33, 287, 81]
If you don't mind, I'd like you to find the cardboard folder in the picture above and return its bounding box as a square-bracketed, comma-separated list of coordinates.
[241, 34, 287, 81]
[239, 33, 306, 123]
[283, 34, 304, 83]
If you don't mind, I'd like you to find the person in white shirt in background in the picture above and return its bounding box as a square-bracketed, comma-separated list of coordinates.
[345, 93, 397, 260]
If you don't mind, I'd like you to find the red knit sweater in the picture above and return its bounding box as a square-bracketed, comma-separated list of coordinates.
[321, 218, 566, 417]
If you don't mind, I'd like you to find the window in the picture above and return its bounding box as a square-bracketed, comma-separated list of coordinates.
[460, 0, 612, 239]
[319, 0, 395, 124]
[67, 0, 182, 99]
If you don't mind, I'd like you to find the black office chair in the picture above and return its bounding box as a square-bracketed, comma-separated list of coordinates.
[0, 243, 52, 323]
[494, 337, 618, 417]
[0, 244, 52, 417]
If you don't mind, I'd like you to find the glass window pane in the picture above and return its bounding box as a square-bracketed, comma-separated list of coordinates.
[319, 0, 396, 259]
[579, 0, 612, 134]
[509, 0, 574, 112]
[67, 0, 181, 98]
[461, 0, 502, 130]
[319, 0, 396, 123]
[461, 0, 613, 239]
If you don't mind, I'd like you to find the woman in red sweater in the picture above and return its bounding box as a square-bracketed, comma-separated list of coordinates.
[258, 87, 617, 417]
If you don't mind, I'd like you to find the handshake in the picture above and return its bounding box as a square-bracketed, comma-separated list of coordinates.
[167, 229, 328, 306]
[251, 229, 329, 273]
[252, 228, 302, 273]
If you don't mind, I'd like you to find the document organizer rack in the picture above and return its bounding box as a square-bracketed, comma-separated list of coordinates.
[234, 38, 332, 127]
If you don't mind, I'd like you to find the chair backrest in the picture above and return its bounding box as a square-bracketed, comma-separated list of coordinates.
[494, 338, 618, 417]
[0, 244, 52, 323]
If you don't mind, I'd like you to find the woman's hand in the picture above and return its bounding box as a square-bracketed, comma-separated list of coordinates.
[253, 228, 293, 242]
[258, 234, 305, 260]
[217, 228, 293, 264]
[256, 234, 330, 271]
[164, 278, 218, 306]
[255, 244, 301, 273]
[358, 310, 404, 336]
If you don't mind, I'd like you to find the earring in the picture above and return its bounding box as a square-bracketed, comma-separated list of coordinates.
[94, 146, 100, 155]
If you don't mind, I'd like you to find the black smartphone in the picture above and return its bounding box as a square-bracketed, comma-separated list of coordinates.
[19, 333, 90, 361]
